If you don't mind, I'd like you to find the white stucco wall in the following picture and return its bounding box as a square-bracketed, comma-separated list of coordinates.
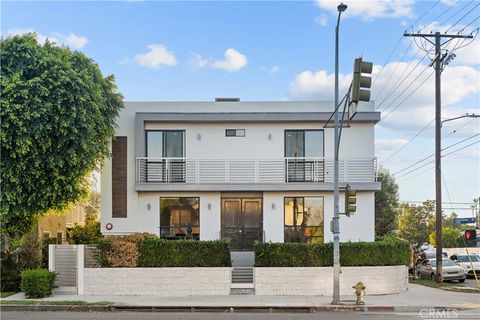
[83, 268, 231, 296]
[255, 266, 408, 296]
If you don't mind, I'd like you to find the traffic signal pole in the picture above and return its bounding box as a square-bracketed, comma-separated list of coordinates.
[404, 31, 473, 283]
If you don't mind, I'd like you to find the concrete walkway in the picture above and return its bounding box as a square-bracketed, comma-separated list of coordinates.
[3, 284, 479, 310]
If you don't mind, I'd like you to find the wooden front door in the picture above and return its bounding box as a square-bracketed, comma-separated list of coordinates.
[221, 198, 263, 251]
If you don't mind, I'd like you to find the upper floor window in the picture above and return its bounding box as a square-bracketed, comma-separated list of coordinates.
[285, 130, 324, 158]
[226, 129, 245, 137]
[146, 130, 185, 158]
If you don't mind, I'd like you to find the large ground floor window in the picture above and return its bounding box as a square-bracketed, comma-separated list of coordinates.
[284, 196, 324, 243]
[160, 197, 200, 239]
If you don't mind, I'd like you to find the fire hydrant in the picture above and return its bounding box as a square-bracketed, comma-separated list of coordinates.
[352, 282, 366, 305]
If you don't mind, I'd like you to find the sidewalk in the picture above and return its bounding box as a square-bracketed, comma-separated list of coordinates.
[3, 284, 480, 312]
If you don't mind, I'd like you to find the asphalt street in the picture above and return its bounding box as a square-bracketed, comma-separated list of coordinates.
[2, 311, 480, 320]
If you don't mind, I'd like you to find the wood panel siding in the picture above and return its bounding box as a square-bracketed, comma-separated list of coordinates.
[112, 136, 127, 218]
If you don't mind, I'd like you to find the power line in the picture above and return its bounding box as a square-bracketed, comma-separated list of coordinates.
[412, 0, 441, 31]
[441, 172, 455, 213]
[441, 139, 480, 157]
[437, 1, 474, 29]
[393, 133, 480, 176]
[427, 0, 462, 29]
[381, 69, 435, 120]
[443, 117, 478, 139]
[376, 49, 428, 109]
[395, 139, 479, 179]
[445, 2, 480, 33]
[380, 118, 435, 164]
[374, 41, 414, 105]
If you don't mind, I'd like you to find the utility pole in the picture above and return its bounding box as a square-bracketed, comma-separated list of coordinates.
[404, 31, 473, 282]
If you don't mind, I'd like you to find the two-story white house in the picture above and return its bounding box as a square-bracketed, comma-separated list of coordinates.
[100, 99, 381, 251]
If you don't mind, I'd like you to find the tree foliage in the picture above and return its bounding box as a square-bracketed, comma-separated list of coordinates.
[429, 226, 462, 248]
[375, 167, 400, 236]
[0, 34, 123, 236]
[398, 200, 435, 248]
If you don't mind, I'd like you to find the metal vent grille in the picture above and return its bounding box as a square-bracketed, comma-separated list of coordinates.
[215, 97, 240, 102]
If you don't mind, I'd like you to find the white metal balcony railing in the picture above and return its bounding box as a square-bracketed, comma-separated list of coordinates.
[136, 157, 377, 184]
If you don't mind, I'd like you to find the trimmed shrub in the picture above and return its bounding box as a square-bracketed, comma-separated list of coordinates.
[97, 233, 154, 267]
[138, 238, 232, 267]
[254, 240, 410, 267]
[20, 269, 56, 298]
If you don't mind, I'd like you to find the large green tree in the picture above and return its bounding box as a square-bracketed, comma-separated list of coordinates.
[375, 167, 400, 236]
[397, 200, 435, 248]
[0, 34, 123, 236]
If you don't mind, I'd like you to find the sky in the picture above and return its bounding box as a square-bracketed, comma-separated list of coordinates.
[2, 0, 479, 217]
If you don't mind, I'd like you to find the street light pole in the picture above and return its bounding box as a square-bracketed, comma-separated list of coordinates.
[333, 2, 347, 305]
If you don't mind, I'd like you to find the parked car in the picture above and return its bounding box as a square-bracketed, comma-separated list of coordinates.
[450, 254, 480, 278]
[415, 258, 466, 282]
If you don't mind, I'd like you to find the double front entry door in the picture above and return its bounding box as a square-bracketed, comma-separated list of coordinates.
[221, 197, 263, 251]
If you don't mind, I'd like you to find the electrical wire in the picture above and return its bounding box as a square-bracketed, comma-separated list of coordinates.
[393, 133, 480, 176]
[443, 117, 478, 139]
[445, 3, 480, 33]
[380, 118, 435, 164]
[437, 1, 474, 29]
[376, 51, 429, 111]
[381, 69, 435, 120]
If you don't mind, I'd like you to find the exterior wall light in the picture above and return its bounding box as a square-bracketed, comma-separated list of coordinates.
[197, 133, 202, 141]
[207, 203, 212, 210]
[271, 203, 275, 210]
[268, 133, 273, 140]
[147, 203, 151, 210]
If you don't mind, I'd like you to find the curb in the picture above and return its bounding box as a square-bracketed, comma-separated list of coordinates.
[0, 304, 470, 313]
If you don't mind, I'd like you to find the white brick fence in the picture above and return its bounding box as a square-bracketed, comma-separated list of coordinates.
[83, 268, 231, 296]
[255, 266, 408, 296]
[50, 245, 408, 296]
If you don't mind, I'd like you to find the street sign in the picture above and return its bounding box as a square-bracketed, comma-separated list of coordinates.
[454, 217, 476, 224]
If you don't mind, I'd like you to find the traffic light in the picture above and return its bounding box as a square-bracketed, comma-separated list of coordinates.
[350, 57, 373, 119]
[344, 184, 357, 216]
[464, 229, 477, 241]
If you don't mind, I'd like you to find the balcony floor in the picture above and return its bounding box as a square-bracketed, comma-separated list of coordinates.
[135, 182, 381, 192]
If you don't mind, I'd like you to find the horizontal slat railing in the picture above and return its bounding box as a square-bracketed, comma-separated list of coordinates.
[136, 157, 377, 184]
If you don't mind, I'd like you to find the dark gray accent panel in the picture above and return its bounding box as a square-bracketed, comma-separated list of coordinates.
[112, 136, 127, 218]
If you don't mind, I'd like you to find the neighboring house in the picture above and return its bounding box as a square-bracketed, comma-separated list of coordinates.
[100, 99, 381, 250]
[38, 204, 86, 244]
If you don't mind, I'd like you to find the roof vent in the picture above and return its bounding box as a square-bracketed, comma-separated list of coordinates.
[215, 97, 240, 102]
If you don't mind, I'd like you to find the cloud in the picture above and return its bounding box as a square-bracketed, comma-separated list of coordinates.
[375, 138, 409, 158]
[133, 44, 177, 69]
[290, 69, 351, 100]
[289, 59, 479, 136]
[261, 65, 280, 75]
[188, 52, 208, 70]
[210, 48, 248, 72]
[315, 14, 329, 26]
[62, 33, 88, 49]
[6, 28, 88, 49]
[316, 0, 415, 21]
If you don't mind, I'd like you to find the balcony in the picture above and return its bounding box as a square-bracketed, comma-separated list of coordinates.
[135, 157, 377, 187]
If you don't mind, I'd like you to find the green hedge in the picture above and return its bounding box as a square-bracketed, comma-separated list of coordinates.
[20, 269, 56, 298]
[137, 239, 231, 267]
[254, 240, 410, 267]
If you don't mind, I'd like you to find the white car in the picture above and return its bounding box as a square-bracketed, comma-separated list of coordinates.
[451, 254, 480, 278]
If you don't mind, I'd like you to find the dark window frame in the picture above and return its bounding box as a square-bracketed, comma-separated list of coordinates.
[283, 196, 324, 244]
[145, 130, 186, 158]
[225, 129, 246, 137]
[284, 129, 325, 158]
